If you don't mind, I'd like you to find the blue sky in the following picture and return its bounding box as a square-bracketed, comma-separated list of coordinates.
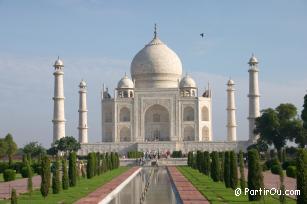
[0, 0, 306, 147]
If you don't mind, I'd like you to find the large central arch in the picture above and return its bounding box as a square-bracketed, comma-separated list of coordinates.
[144, 104, 170, 141]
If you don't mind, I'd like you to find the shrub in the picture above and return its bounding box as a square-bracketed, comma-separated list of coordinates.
[224, 151, 230, 188]
[230, 151, 238, 189]
[282, 160, 296, 170]
[11, 188, 17, 204]
[0, 162, 9, 173]
[40, 156, 50, 198]
[11, 162, 23, 174]
[31, 162, 41, 175]
[87, 152, 95, 179]
[247, 149, 263, 201]
[203, 151, 210, 175]
[271, 164, 282, 175]
[239, 151, 246, 190]
[296, 149, 307, 204]
[210, 151, 220, 182]
[187, 152, 193, 167]
[171, 151, 183, 158]
[68, 152, 77, 187]
[21, 166, 29, 178]
[127, 151, 143, 158]
[3, 169, 16, 182]
[62, 159, 69, 190]
[286, 166, 296, 178]
[52, 157, 61, 194]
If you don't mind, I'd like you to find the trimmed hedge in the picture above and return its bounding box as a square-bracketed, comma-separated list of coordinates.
[271, 164, 282, 175]
[0, 162, 9, 173]
[171, 151, 183, 158]
[127, 151, 143, 158]
[286, 166, 296, 178]
[282, 160, 296, 170]
[68, 152, 77, 187]
[3, 169, 16, 181]
[247, 149, 263, 201]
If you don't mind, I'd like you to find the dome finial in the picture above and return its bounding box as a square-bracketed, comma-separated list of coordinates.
[154, 23, 158, 39]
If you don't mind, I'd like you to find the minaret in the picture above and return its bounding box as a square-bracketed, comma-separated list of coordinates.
[226, 79, 237, 141]
[248, 54, 260, 142]
[52, 57, 66, 143]
[78, 80, 88, 144]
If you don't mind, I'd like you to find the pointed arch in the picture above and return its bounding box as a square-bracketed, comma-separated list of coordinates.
[202, 126, 209, 141]
[119, 107, 130, 122]
[183, 106, 194, 121]
[120, 127, 131, 142]
[183, 126, 195, 141]
[201, 106, 209, 121]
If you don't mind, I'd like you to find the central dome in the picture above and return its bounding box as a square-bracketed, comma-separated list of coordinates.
[130, 35, 182, 88]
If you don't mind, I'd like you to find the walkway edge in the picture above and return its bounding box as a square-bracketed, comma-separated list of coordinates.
[99, 167, 142, 204]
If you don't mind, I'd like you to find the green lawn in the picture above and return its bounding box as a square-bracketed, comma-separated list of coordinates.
[0, 173, 23, 182]
[177, 166, 296, 204]
[0, 167, 129, 204]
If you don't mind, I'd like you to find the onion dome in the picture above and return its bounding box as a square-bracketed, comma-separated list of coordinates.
[79, 80, 87, 88]
[117, 74, 134, 89]
[179, 75, 197, 88]
[227, 79, 235, 86]
[130, 26, 182, 88]
[248, 54, 258, 65]
[53, 56, 64, 67]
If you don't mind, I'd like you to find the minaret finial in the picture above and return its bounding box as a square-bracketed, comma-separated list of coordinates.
[154, 23, 157, 39]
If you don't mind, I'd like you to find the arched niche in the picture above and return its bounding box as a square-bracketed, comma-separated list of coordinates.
[183, 126, 195, 141]
[119, 107, 130, 122]
[183, 106, 194, 121]
[119, 127, 131, 142]
[201, 106, 209, 121]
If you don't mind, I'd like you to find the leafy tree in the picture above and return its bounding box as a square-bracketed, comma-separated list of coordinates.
[62, 159, 69, 190]
[224, 151, 231, 188]
[0, 138, 8, 159]
[210, 151, 220, 182]
[11, 188, 17, 204]
[68, 152, 77, 187]
[296, 149, 307, 204]
[247, 149, 263, 201]
[22, 142, 46, 158]
[230, 151, 238, 189]
[47, 146, 58, 157]
[203, 151, 210, 176]
[238, 151, 246, 190]
[40, 156, 51, 198]
[52, 157, 61, 194]
[247, 140, 268, 153]
[4, 134, 18, 167]
[54, 136, 80, 156]
[255, 104, 301, 158]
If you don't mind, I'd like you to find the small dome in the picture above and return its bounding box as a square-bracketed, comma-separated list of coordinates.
[227, 79, 235, 86]
[130, 35, 182, 88]
[179, 75, 197, 88]
[79, 80, 87, 88]
[54, 57, 64, 67]
[248, 54, 258, 65]
[117, 75, 134, 89]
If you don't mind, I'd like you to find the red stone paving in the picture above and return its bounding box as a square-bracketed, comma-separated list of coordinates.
[243, 168, 297, 199]
[74, 166, 140, 204]
[0, 175, 41, 199]
[167, 167, 210, 204]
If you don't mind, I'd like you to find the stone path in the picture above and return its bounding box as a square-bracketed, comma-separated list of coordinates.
[74, 166, 140, 204]
[0, 175, 41, 199]
[167, 167, 209, 204]
[243, 168, 296, 198]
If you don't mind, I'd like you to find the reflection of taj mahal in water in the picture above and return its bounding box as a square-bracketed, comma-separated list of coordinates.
[52, 26, 260, 155]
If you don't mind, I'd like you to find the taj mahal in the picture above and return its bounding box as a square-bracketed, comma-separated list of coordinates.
[51, 26, 260, 155]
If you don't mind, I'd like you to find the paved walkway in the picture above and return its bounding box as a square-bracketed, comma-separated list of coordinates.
[74, 167, 140, 204]
[243, 168, 296, 198]
[167, 167, 209, 204]
[0, 175, 41, 199]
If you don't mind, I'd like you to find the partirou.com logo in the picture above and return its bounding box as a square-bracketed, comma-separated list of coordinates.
[234, 188, 300, 197]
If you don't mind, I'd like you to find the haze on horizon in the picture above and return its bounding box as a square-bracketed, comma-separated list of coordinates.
[0, 0, 306, 147]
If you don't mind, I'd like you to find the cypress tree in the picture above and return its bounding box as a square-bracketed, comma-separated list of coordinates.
[11, 188, 17, 204]
[62, 159, 69, 190]
[187, 152, 192, 167]
[219, 152, 224, 182]
[247, 149, 263, 201]
[210, 151, 220, 182]
[279, 162, 286, 204]
[203, 151, 210, 175]
[192, 153, 197, 169]
[196, 151, 202, 172]
[68, 152, 77, 187]
[230, 151, 238, 189]
[224, 151, 231, 188]
[238, 150, 246, 190]
[87, 153, 95, 178]
[40, 156, 51, 198]
[111, 152, 116, 169]
[26, 159, 33, 196]
[115, 152, 120, 168]
[52, 157, 61, 194]
[297, 149, 307, 204]
[96, 152, 101, 175]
